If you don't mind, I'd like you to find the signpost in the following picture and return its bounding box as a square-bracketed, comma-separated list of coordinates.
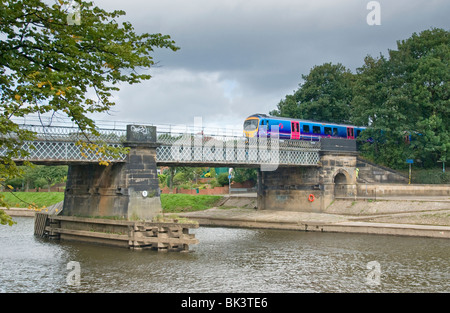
[406, 159, 413, 184]
[228, 168, 233, 195]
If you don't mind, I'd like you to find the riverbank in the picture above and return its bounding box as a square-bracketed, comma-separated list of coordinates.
[179, 194, 450, 239]
[4, 193, 450, 239]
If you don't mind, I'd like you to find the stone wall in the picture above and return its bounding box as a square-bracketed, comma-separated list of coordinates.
[63, 162, 129, 218]
[258, 152, 358, 213]
[62, 125, 162, 221]
[355, 184, 450, 198]
[259, 166, 322, 212]
[356, 158, 408, 184]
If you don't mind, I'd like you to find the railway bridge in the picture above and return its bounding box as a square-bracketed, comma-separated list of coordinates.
[3, 122, 361, 220]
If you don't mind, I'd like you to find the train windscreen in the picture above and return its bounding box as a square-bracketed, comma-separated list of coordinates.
[244, 119, 259, 131]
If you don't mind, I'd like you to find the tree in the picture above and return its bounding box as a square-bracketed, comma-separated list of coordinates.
[35, 165, 67, 191]
[216, 173, 229, 187]
[271, 63, 354, 124]
[4, 165, 67, 191]
[232, 168, 257, 184]
[269, 94, 301, 119]
[0, 0, 179, 225]
[352, 28, 449, 168]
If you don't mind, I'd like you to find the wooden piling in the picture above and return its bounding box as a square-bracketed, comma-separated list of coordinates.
[35, 215, 198, 252]
[34, 213, 49, 237]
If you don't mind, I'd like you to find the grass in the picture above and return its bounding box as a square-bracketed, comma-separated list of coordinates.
[1, 192, 223, 214]
[1, 192, 65, 208]
[398, 167, 449, 184]
[161, 194, 223, 213]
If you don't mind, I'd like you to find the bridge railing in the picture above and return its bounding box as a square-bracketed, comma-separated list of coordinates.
[19, 124, 127, 143]
[1, 124, 322, 166]
[156, 132, 321, 166]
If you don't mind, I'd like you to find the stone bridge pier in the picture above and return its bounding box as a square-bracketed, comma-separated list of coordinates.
[62, 125, 162, 220]
[257, 139, 358, 212]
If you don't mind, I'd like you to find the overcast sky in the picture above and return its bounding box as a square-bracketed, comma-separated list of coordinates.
[85, 0, 449, 131]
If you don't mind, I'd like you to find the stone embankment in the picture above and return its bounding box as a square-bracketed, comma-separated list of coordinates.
[180, 194, 450, 239]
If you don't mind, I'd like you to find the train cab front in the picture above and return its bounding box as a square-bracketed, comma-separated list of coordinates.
[243, 116, 259, 138]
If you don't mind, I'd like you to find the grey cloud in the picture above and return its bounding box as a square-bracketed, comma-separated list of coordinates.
[89, 0, 449, 127]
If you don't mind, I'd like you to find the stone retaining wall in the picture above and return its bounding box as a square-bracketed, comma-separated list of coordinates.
[356, 184, 450, 198]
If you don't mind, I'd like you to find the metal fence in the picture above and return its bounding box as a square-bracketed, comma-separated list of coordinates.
[2, 123, 322, 166]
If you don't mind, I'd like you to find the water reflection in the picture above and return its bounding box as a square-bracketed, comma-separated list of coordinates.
[0, 217, 449, 292]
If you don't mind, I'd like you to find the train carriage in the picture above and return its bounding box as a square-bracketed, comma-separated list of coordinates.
[243, 114, 366, 141]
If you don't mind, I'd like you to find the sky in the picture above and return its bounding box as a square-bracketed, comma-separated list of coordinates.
[83, 0, 449, 131]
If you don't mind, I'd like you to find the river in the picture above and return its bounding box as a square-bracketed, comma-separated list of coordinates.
[0, 217, 448, 293]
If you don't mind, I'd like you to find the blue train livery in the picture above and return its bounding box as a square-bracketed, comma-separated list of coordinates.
[243, 114, 366, 141]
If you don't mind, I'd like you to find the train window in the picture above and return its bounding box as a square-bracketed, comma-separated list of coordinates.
[333, 128, 338, 136]
[244, 119, 259, 131]
[324, 127, 332, 135]
[302, 124, 310, 133]
[313, 126, 321, 134]
[356, 129, 361, 137]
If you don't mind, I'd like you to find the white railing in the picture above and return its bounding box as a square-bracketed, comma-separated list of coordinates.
[1, 123, 322, 166]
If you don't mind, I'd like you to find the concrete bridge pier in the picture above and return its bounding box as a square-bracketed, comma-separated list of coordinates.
[62, 125, 162, 221]
[319, 150, 358, 209]
[256, 147, 358, 213]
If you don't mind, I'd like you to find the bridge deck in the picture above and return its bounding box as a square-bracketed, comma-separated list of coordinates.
[0, 124, 357, 167]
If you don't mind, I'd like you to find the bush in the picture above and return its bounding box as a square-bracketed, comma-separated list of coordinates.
[209, 178, 220, 188]
[216, 173, 229, 186]
[173, 172, 187, 185]
[412, 168, 449, 184]
[158, 174, 167, 185]
[179, 183, 192, 189]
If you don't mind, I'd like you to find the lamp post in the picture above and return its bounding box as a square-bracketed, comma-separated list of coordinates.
[406, 159, 414, 184]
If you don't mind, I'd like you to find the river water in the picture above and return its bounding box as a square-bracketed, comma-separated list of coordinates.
[0, 217, 449, 293]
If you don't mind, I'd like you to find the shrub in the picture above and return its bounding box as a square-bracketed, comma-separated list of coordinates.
[173, 172, 187, 185]
[216, 173, 229, 186]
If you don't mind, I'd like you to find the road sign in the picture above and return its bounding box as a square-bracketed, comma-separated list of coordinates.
[406, 159, 413, 184]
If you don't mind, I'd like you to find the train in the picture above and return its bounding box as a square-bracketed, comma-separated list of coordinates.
[243, 114, 367, 141]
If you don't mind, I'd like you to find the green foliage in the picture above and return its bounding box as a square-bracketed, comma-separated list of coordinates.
[158, 174, 167, 185]
[216, 172, 229, 186]
[4, 165, 67, 190]
[353, 28, 449, 168]
[0, 191, 65, 208]
[161, 194, 223, 213]
[166, 167, 209, 187]
[0, 0, 178, 225]
[209, 178, 221, 188]
[409, 168, 449, 184]
[271, 28, 449, 170]
[173, 172, 187, 186]
[232, 168, 257, 183]
[0, 209, 15, 226]
[271, 62, 353, 124]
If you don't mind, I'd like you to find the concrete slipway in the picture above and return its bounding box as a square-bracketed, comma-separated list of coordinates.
[4, 194, 450, 239]
[179, 194, 450, 239]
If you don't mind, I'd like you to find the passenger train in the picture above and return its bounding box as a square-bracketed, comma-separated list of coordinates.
[243, 114, 367, 141]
